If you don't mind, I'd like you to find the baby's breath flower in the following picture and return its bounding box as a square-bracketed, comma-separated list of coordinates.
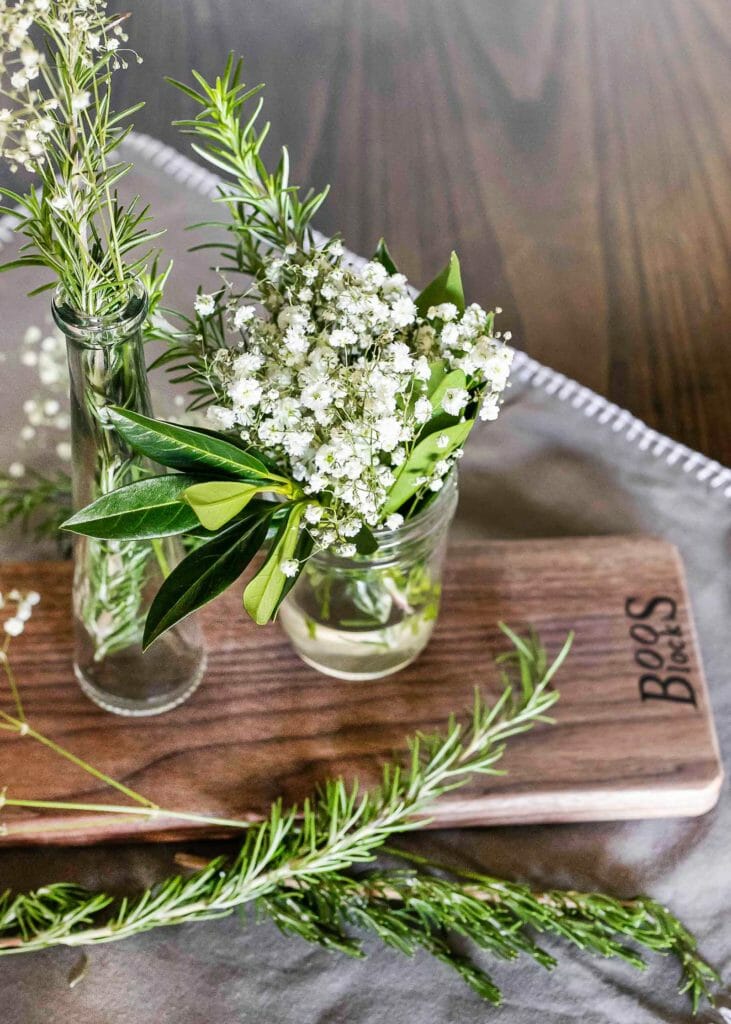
[304, 504, 323, 525]
[70, 91, 91, 112]
[479, 396, 500, 421]
[414, 397, 432, 424]
[207, 405, 237, 431]
[280, 559, 299, 578]
[50, 193, 72, 212]
[0, 1, 156, 316]
[442, 387, 470, 417]
[233, 304, 256, 330]
[194, 293, 216, 318]
[427, 302, 458, 322]
[204, 246, 511, 550]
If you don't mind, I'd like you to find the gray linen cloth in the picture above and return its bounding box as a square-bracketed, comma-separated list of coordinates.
[0, 136, 728, 1023]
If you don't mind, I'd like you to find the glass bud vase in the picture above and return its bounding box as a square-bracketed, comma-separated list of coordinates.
[53, 281, 206, 716]
[279, 473, 458, 680]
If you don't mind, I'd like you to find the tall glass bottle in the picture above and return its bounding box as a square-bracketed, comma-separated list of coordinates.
[53, 280, 206, 715]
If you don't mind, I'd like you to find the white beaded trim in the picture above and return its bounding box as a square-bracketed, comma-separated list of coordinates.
[509, 351, 731, 497]
[2, 130, 729, 500]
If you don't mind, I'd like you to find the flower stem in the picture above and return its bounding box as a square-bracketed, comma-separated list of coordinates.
[1, 797, 253, 833]
[0, 709, 156, 809]
[0, 639, 25, 724]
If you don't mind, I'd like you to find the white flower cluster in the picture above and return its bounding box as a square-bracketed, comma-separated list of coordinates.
[203, 247, 512, 553]
[0, 1, 134, 173]
[1, 587, 40, 637]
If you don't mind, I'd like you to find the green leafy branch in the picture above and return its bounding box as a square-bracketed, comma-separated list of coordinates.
[0, 468, 72, 554]
[0, 625, 717, 1011]
[169, 54, 330, 277]
[62, 407, 319, 637]
[262, 863, 717, 1011]
[1, 628, 564, 944]
[59, 248, 493, 640]
[145, 56, 333, 404]
[0, 7, 161, 315]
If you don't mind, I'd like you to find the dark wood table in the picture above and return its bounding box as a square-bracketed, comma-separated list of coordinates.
[13, 1, 731, 463]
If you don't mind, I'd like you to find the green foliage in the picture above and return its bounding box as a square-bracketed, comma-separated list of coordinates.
[415, 252, 465, 318]
[147, 54, 334, 409]
[168, 54, 331, 277]
[105, 407, 276, 482]
[63, 475, 201, 540]
[384, 420, 474, 514]
[0, 469, 72, 554]
[140, 257, 174, 336]
[142, 505, 277, 649]
[261, 864, 717, 1012]
[0, 627, 716, 1011]
[353, 523, 379, 556]
[146, 303, 229, 412]
[0, 8, 160, 316]
[82, 537, 153, 662]
[184, 480, 288, 532]
[63, 409, 312, 634]
[373, 238, 399, 275]
[0, 628, 568, 943]
[243, 502, 310, 624]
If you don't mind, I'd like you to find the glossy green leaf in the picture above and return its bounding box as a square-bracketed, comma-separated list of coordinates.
[142, 508, 275, 649]
[415, 251, 465, 317]
[106, 406, 274, 482]
[429, 368, 467, 412]
[373, 238, 398, 275]
[183, 480, 284, 531]
[277, 516, 315, 609]
[244, 503, 308, 625]
[384, 420, 474, 515]
[426, 359, 447, 396]
[62, 474, 201, 540]
[353, 523, 378, 556]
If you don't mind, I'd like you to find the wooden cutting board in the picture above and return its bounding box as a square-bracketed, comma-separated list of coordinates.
[0, 537, 722, 845]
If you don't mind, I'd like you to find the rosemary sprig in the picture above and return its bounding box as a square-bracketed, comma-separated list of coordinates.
[262, 864, 717, 1011]
[0, 3, 160, 315]
[0, 467, 72, 553]
[169, 53, 330, 276]
[148, 56, 333, 406]
[0, 622, 717, 1009]
[0, 628, 567, 950]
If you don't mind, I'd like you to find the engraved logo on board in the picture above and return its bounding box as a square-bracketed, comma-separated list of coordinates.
[624, 596, 697, 708]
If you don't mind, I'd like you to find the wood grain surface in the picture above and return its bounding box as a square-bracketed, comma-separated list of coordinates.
[0, 537, 722, 845]
[1, 5, 729, 455]
[98, 0, 731, 465]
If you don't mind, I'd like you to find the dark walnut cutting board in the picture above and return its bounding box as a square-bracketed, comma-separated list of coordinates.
[0, 536, 722, 845]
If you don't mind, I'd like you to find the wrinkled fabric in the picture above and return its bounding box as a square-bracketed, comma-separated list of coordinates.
[0, 139, 728, 1023]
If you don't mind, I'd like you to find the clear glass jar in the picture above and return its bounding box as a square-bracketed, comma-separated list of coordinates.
[53, 281, 206, 716]
[279, 473, 458, 680]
